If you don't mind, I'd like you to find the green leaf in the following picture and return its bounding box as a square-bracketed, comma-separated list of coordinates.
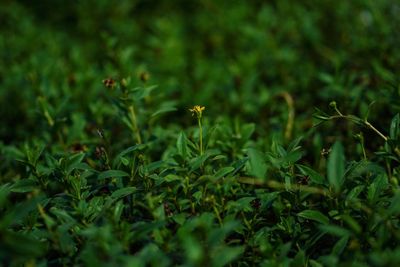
[50, 207, 76, 224]
[66, 152, 86, 174]
[24, 143, 45, 167]
[232, 157, 248, 175]
[297, 164, 325, 184]
[346, 185, 365, 202]
[284, 150, 303, 164]
[284, 174, 291, 191]
[390, 114, 400, 140]
[10, 179, 37, 193]
[98, 170, 130, 180]
[387, 191, 400, 216]
[367, 174, 388, 204]
[319, 224, 351, 237]
[151, 106, 177, 117]
[297, 210, 329, 224]
[145, 160, 165, 173]
[287, 137, 303, 152]
[211, 246, 244, 267]
[1, 197, 43, 229]
[177, 131, 188, 158]
[120, 157, 129, 166]
[292, 250, 306, 267]
[248, 148, 268, 179]
[227, 197, 256, 212]
[213, 167, 235, 180]
[212, 155, 227, 161]
[189, 150, 218, 172]
[341, 214, 361, 234]
[345, 160, 384, 180]
[164, 174, 182, 182]
[69, 163, 93, 173]
[0, 184, 11, 207]
[131, 243, 170, 267]
[113, 144, 147, 167]
[327, 141, 345, 192]
[319, 72, 334, 84]
[111, 187, 137, 199]
[2, 231, 46, 257]
[240, 123, 255, 140]
[332, 236, 349, 256]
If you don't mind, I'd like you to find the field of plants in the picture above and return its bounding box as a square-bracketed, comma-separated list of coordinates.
[1, 1, 400, 266]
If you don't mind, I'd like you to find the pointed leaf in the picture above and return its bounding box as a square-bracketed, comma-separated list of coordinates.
[390, 114, 400, 140]
[297, 210, 329, 224]
[248, 148, 267, 179]
[177, 131, 188, 158]
[98, 170, 129, 180]
[111, 187, 137, 199]
[213, 167, 235, 180]
[297, 164, 325, 184]
[332, 236, 349, 256]
[327, 141, 345, 192]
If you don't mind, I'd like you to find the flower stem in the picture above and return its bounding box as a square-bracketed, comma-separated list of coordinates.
[198, 117, 203, 156]
[128, 105, 142, 144]
[364, 121, 387, 142]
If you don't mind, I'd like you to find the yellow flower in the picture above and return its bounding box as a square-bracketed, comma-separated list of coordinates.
[189, 105, 205, 118]
[189, 105, 205, 155]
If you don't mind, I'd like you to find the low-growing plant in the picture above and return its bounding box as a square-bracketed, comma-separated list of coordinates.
[1, 1, 400, 266]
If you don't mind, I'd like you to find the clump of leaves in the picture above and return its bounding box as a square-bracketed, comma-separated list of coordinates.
[1, 1, 400, 266]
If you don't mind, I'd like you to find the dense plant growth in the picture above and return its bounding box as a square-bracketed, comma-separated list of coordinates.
[1, 1, 400, 266]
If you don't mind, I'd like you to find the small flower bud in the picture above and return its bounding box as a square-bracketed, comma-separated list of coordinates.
[189, 105, 205, 119]
[102, 78, 116, 89]
[139, 71, 150, 82]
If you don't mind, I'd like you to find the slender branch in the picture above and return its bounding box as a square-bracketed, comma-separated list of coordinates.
[326, 114, 388, 142]
[278, 91, 295, 140]
[364, 121, 387, 142]
[237, 177, 329, 195]
[198, 117, 203, 155]
[128, 105, 142, 144]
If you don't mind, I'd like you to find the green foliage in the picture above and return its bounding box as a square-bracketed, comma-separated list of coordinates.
[1, 1, 400, 266]
[327, 141, 345, 193]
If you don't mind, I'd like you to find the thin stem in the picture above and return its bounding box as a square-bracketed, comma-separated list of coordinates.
[38, 97, 54, 127]
[237, 177, 329, 195]
[327, 114, 388, 142]
[364, 121, 388, 142]
[278, 91, 295, 140]
[128, 105, 142, 144]
[43, 109, 55, 127]
[386, 160, 392, 180]
[357, 133, 367, 160]
[361, 141, 367, 160]
[334, 107, 344, 117]
[212, 199, 223, 225]
[198, 117, 203, 155]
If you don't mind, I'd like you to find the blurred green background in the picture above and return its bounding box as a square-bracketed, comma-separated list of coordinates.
[1, 0, 399, 145]
[1, 1, 400, 266]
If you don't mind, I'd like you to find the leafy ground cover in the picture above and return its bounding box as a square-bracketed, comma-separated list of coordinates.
[1, 1, 400, 266]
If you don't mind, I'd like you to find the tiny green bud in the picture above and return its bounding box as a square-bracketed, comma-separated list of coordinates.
[354, 133, 363, 141]
[121, 78, 129, 87]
